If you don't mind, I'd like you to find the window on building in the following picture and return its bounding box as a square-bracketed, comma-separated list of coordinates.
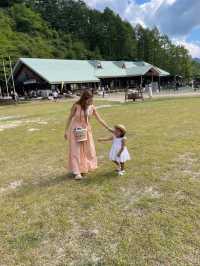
[97, 62, 102, 69]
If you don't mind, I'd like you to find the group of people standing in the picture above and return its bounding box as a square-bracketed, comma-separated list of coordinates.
[64, 90, 130, 180]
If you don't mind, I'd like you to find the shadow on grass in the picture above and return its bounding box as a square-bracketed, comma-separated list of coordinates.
[9, 171, 119, 200]
[13, 170, 118, 197]
[35, 173, 74, 187]
[83, 170, 118, 186]
[12, 173, 74, 197]
[36, 170, 117, 188]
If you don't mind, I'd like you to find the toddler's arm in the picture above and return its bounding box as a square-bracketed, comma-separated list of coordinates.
[98, 136, 113, 142]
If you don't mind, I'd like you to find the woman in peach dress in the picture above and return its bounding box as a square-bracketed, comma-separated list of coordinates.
[64, 90, 111, 180]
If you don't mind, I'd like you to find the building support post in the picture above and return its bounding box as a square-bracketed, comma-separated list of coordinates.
[158, 75, 161, 92]
[125, 79, 128, 102]
[140, 76, 143, 88]
[140, 75, 143, 98]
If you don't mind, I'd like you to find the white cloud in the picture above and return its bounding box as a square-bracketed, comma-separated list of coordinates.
[85, 0, 176, 28]
[84, 0, 200, 57]
[175, 40, 200, 58]
[155, 0, 200, 37]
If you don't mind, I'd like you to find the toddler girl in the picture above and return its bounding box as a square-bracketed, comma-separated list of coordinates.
[99, 124, 130, 175]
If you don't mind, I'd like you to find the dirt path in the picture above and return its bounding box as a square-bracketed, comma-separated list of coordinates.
[95, 91, 200, 102]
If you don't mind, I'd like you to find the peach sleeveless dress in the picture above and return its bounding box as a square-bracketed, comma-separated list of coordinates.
[68, 104, 97, 175]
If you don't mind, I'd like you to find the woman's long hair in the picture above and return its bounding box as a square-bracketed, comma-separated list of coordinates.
[76, 90, 93, 111]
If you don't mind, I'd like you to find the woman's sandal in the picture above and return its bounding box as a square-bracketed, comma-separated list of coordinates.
[74, 174, 83, 180]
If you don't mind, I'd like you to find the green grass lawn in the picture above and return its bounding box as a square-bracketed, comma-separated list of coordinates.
[0, 98, 200, 266]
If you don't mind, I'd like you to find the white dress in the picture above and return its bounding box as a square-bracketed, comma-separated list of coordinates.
[109, 137, 131, 163]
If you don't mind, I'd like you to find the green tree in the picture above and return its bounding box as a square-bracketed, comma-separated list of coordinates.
[0, 0, 197, 80]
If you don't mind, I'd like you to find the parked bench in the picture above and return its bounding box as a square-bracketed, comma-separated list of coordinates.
[125, 88, 144, 102]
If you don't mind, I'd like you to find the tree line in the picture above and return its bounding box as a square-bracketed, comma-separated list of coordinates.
[0, 0, 199, 83]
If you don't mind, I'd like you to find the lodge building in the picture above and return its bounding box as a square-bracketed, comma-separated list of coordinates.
[12, 58, 170, 96]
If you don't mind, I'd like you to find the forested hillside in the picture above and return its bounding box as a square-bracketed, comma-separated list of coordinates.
[191, 60, 200, 77]
[0, 0, 199, 80]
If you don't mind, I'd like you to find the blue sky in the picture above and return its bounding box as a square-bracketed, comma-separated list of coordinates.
[84, 0, 200, 58]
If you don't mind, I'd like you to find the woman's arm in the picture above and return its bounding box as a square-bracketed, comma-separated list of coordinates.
[64, 104, 77, 139]
[93, 108, 113, 132]
[117, 138, 126, 157]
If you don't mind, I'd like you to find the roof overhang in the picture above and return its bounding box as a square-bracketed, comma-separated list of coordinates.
[12, 58, 170, 84]
[50, 80, 100, 84]
[13, 59, 100, 84]
[144, 67, 160, 76]
[11, 59, 49, 83]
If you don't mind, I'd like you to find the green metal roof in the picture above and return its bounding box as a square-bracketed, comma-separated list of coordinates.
[138, 61, 170, 76]
[14, 58, 170, 84]
[92, 61, 127, 78]
[18, 58, 100, 84]
[126, 65, 153, 76]
[154, 66, 170, 77]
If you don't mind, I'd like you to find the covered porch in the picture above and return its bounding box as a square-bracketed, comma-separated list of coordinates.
[99, 67, 164, 92]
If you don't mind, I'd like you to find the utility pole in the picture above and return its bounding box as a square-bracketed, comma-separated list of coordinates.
[2, 57, 9, 97]
[9, 56, 16, 94]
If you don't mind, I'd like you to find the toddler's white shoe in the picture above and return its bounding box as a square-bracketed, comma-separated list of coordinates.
[118, 170, 125, 176]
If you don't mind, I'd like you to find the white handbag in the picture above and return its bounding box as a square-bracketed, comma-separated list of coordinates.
[73, 127, 88, 142]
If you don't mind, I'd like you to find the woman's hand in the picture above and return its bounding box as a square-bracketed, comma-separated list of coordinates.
[107, 126, 114, 133]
